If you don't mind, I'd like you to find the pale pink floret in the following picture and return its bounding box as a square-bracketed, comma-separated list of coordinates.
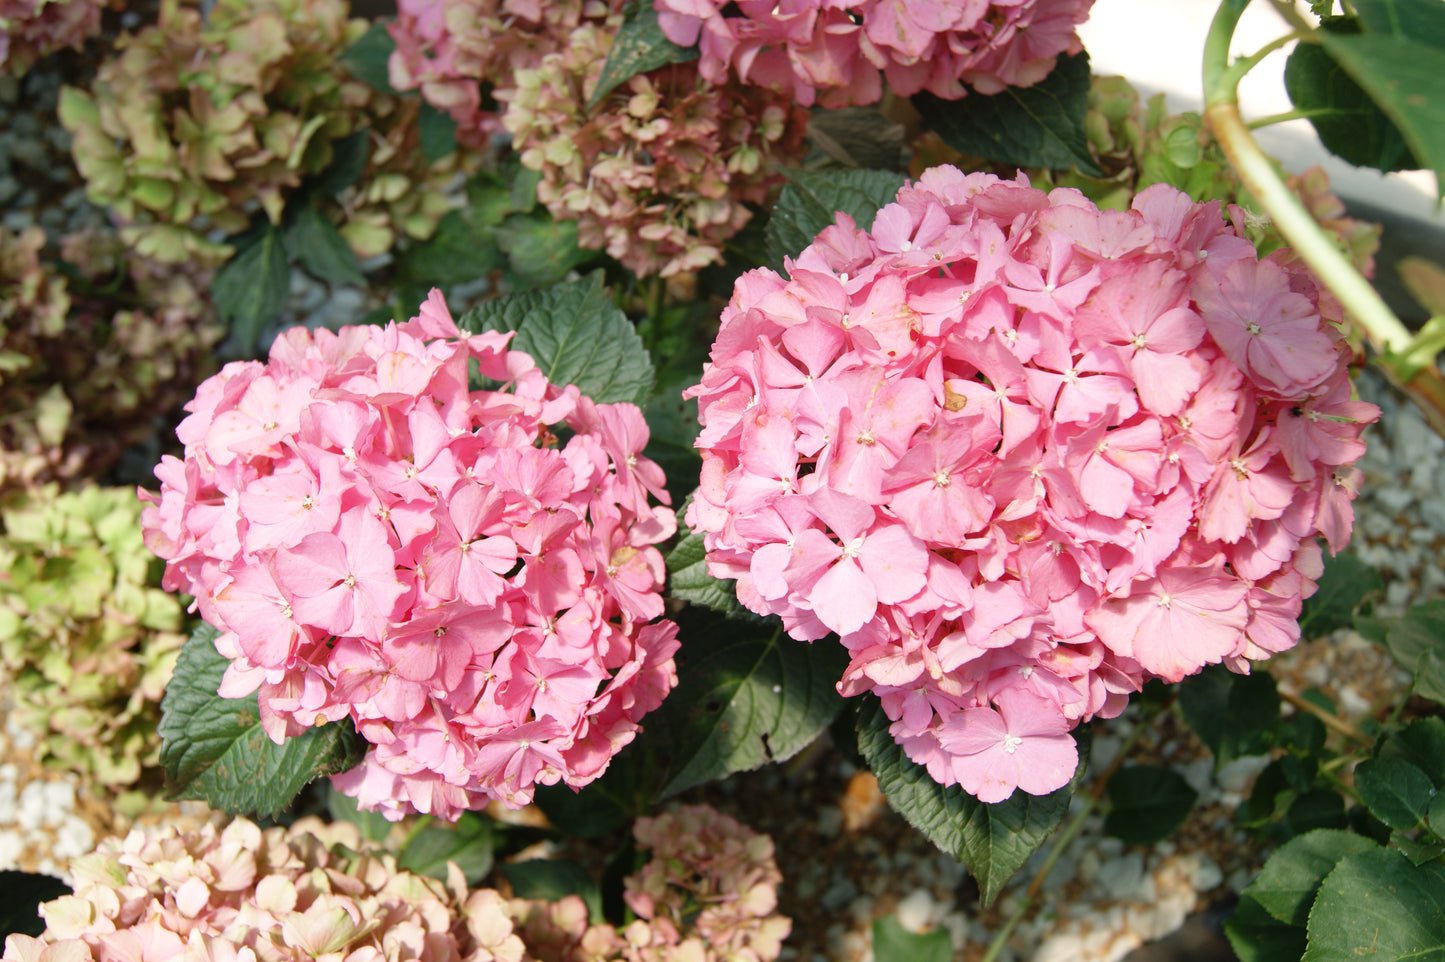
[687, 168, 1377, 803]
[140, 290, 679, 818]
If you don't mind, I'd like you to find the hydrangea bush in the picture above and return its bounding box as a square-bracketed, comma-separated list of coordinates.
[2, 805, 788, 962]
[0, 224, 219, 493]
[58, 0, 465, 265]
[686, 167, 1376, 801]
[0, 484, 186, 792]
[9, 1, 1445, 957]
[140, 290, 679, 819]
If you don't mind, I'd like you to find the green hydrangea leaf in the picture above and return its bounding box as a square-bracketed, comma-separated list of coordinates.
[1372, 599, 1445, 683]
[656, 614, 848, 798]
[1288, 788, 1350, 836]
[534, 749, 647, 839]
[589, 0, 699, 110]
[418, 102, 458, 163]
[493, 211, 598, 288]
[912, 51, 1101, 176]
[1, 871, 69, 939]
[1378, 717, 1445, 791]
[1307, 2, 1445, 194]
[1430, 784, 1445, 836]
[1355, 756, 1436, 831]
[1284, 29, 1419, 175]
[855, 695, 1072, 907]
[766, 169, 908, 271]
[642, 360, 703, 506]
[1299, 552, 1382, 638]
[213, 224, 290, 354]
[398, 209, 505, 286]
[307, 130, 369, 198]
[327, 784, 395, 843]
[284, 201, 364, 286]
[503, 860, 604, 924]
[871, 913, 953, 962]
[398, 812, 497, 885]
[341, 19, 400, 95]
[1303, 846, 1445, 960]
[158, 623, 368, 819]
[1178, 664, 1281, 766]
[1103, 764, 1199, 846]
[1242, 829, 1380, 927]
[665, 516, 751, 618]
[457, 272, 654, 407]
[1225, 893, 1309, 962]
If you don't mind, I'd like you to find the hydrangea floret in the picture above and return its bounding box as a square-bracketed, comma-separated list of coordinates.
[652, 0, 1097, 108]
[0, 484, 186, 792]
[0, 224, 220, 493]
[57, 0, 466, 265]
[0, 0, 115, 76]
[685, 166, 1378, 803]
[4, 805, 788, 962]
[139, 290, 680, 820]
[388, 0, 809, 277]
[387, 0, 607, 147]
[498, 15, 808, 277]
[499, 804, 789, 962]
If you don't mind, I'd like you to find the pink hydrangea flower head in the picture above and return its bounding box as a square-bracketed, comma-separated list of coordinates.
[686, 167, 1377, 802]
[651, 0, 1097, 107]
[140, 289, 679, 819]
[1, 0, 116, 76]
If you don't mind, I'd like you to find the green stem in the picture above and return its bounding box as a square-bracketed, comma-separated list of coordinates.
[1245, 107, 1334, 129]
[1278, 688, 1375, 749]
[1203, 0, 1256, 108]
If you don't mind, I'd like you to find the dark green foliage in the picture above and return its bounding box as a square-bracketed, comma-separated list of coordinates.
[590, 0, 699, 109]
[213, 224, 290, 354]
[765, 169, 908, 271]
[912, 52, 1101, 176]
[158, 624, 367, 819]
[398, 812, 498, 885]
[655, 613, 848, 797]
[1103, 765, 1199, 846]
[855, 696, 1072, 906]
[458, 273, 654, 407]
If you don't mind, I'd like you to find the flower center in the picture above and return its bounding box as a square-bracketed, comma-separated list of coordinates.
[1001, 733, 1024, 755]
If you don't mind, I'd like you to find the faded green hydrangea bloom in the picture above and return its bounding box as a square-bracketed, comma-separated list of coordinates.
[0, 224, 220, 492]
[0, 484, 187, 793]
[58, 0, 466, 266]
